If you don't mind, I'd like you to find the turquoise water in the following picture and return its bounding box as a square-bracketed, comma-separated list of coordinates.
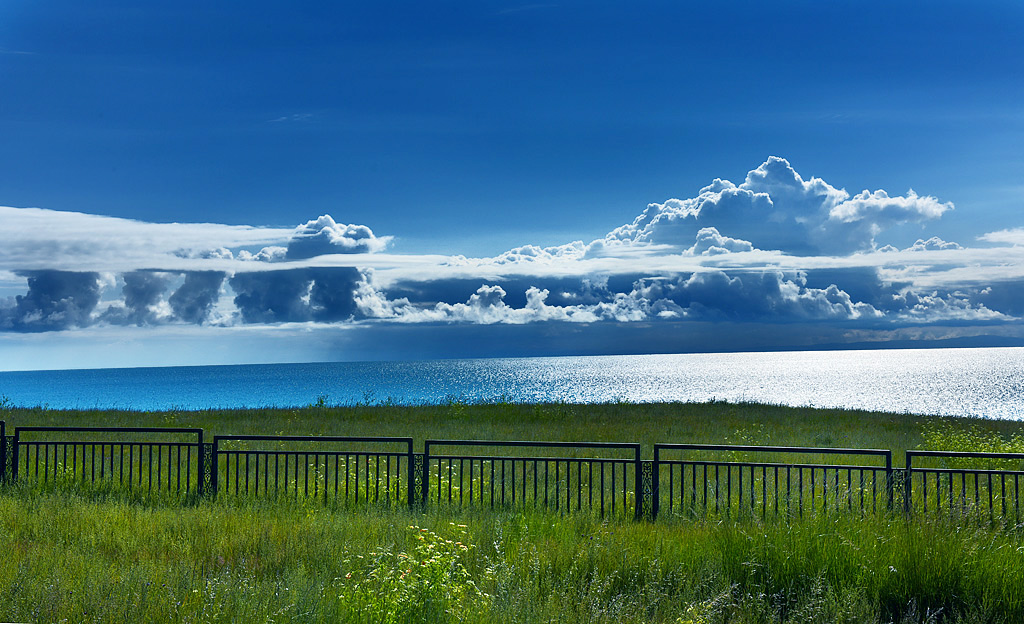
[1, 347, 1022, 419]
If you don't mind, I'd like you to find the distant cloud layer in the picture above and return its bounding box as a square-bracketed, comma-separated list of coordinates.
[2, 157, 1023, 358]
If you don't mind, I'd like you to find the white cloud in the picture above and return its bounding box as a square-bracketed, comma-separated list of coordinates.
[597, 156, 952, 256]
[684, 227, 755, 256]
[4, 157, 1024, 339]
[979, 228, 1024, 246]
[0, 206, 295, 272]
[904, 237, 963, 252]
[285, 215, 390, 259]
[391, 284, 599, 324]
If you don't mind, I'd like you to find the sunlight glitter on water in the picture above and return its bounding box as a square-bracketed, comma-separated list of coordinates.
[1, 347, 1022, 419]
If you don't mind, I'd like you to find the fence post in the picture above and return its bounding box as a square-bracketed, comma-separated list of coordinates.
[195, 429, 205, 497]
[0, 421, 5, 483]
[421, 442, 432, 507]
[406, 441, 417, 509]
[10, 427, 19, 483]
[206, 440, 218, 497]
[638, 459, 654, 521]
[651, 446, 660, 520]
[903, 451, 912, 515]
[634, 445, 643, 521]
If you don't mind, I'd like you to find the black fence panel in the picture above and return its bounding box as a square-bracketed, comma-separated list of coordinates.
[905, 450, 1024, 522]
[653, 444, 893, 520]
[8, 420, 1024, 525]
[422, 440, 643, 519]
[212, 435, 414, 508]
[11, 427, 204, 497]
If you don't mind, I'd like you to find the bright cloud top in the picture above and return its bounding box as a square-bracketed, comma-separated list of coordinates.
[2, 157, 1022, 340]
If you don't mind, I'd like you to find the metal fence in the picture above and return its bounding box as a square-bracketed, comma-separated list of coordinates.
[2, 420, 1024, 522]
[212, 435, 413, 507]
[653, 444, 893, 519]
[422, 440, 643, 519]
[9, 426, 204, 497]
[905, 450, 1024, 521]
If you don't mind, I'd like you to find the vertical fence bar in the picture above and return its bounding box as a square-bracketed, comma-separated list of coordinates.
[0, 421, 5, 484]
[885, 451, 893, 511]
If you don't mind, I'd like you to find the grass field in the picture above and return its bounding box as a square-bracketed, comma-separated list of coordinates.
[1, 400, 1023, 623]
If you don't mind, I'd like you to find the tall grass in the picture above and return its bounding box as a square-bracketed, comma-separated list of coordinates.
[1, 490, 1022, 623]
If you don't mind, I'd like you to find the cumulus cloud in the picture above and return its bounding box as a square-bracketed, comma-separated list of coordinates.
[492, 241, 588, 264]
[600, 156, 952, 256]
[230, 267, 369, 324]
[0, 271, 101, 332]
[622, 270, 881, 322]
[373, 268, 884, 327]
[101, 271, 174, 326]
[237, 246, 288, 262]
[391, 284, 599, 324]
[905, 237, 963, 252]
[285, 215, 390, 259]
[169, 272, 226, 324]
[684, 228, 755, 256]
[3, 157, 1023, 351]
[897, 291, 1009, 322]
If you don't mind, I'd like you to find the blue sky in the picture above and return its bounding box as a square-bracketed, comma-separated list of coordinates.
[2, 1, 1023, 370]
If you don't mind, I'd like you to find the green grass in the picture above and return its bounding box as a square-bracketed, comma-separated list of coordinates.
[8, 398, 1023, 459]
[1, 491, 1023, 623]
[2, 401, 1024, 622]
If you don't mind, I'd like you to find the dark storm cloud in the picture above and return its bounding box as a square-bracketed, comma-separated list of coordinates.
[102, 270, 174, 326]
[169, 271, 226, 324]
[230, 270, 313, 323]
[0, 270, 101, 332]
[230, 267, 365, 324]
[976, 280, 1024, 317]
[308, 267, 363, 322]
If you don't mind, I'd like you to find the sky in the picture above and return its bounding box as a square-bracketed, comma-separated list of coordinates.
[1, 1, 1023, 371]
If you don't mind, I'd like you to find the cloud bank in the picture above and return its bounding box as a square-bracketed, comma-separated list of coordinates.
[2, 157, 1022, 361]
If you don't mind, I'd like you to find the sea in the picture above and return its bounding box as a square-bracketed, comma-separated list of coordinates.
[0, 347, 1022, 419]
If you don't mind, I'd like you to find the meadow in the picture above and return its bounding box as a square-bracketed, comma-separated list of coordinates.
[1, 400, 1023, 623]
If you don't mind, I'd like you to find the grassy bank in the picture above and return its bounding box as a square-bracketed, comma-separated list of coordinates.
[5, 399, 1024, 459]
[1, 401, 1023, 622]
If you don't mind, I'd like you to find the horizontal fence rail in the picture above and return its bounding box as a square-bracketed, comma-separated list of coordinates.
[653, 444, 893, 520]
[906, 450, 1024, 522]
[3, 419, 1024, 524]
[212, 435, 414, 508]
[11, 426, 204, 497]
[422, 440, 643, 519]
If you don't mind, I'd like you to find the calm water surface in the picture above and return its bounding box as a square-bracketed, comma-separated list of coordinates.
[1, 347, 1022, 419]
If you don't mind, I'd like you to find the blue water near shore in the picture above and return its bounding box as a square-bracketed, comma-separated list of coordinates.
[1, 347, 1022, 419]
